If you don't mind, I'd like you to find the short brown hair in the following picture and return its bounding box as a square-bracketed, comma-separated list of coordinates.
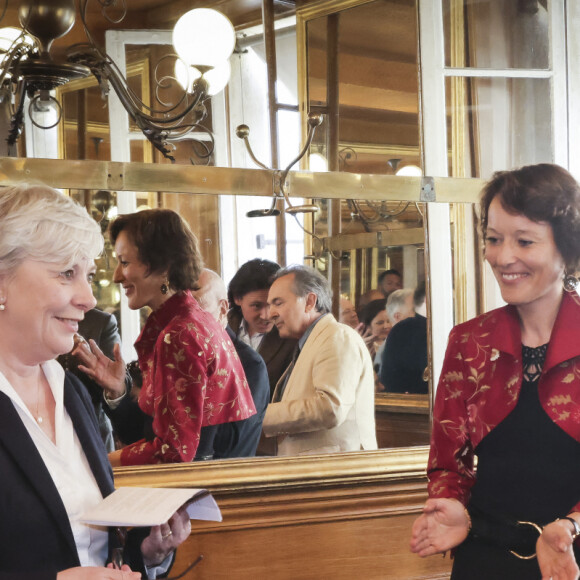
[109, 209, 202, 291]
[480, 163, 580, 271]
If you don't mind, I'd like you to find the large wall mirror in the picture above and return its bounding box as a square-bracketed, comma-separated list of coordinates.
[46, 0, 435, 457]
[1, 0, 572, 490]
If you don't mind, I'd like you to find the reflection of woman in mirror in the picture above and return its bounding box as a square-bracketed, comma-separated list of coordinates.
[0, 186, 189, 578]
[78, 209, 256, 466]
[358, 298, 390, 392]
[358, 299, 391, 359]
[411, 164, 580, 579]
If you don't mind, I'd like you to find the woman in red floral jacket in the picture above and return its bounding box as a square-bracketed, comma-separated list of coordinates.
[411, 164, 580, 579]
[78, 209, 256, 465]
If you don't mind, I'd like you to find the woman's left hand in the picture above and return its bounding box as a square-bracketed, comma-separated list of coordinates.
[140, 506, 191, 567]
[537, 519, 580, 580]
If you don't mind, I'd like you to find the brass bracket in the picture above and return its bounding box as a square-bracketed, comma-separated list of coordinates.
[420, 176, 436, 202]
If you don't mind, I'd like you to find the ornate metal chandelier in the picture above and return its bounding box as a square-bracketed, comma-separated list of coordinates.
[0, 0, 236, 162]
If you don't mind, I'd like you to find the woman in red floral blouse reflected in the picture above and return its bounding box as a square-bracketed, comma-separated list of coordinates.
[78, 209, 256, 465]
[410, 164, 580, 580]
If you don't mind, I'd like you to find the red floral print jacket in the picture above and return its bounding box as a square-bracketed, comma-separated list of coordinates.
[121, 291, 256, 465]
[428, 291, 580, 513]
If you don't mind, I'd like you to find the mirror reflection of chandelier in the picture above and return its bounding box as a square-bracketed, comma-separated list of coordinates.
[0, 0, 236, 162]
[339, 148, 423, 230]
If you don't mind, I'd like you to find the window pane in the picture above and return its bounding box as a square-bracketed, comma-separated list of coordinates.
[445, 76, 552, 178]
[443, 0, 550, 69]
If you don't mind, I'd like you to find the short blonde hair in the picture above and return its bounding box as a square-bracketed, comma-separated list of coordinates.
[0, 184, 103, 277]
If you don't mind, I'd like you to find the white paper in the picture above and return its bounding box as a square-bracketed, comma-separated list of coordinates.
[80, 487, 222, 527]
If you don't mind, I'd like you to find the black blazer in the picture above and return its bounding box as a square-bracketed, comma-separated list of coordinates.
[380, 314, 428, 394]
[212, 327, 270, 458]
[0, 371, 145, 579]
[228, 310, 297, 399]
[58, 308, 121, 405]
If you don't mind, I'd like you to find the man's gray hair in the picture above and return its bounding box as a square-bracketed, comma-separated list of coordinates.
[273, 264, 332, 313]
[386, 288, 413, 320]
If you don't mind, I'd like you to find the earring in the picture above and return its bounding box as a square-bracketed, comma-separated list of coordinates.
[160, 279, 169, 295]
[563, 271, 579, 293]
[0, 303, 5, 311]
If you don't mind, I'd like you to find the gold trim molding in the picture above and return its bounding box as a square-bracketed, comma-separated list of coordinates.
[114, 446, 430, 492]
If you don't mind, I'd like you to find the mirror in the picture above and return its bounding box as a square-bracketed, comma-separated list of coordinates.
[301, 0, 430, 447]
[49, 0, 432, 455]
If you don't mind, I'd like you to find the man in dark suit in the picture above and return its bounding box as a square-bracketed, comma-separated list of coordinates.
[227, 258, 296, 399]
[380, 283, 428, 394]
[193, 269, 269, 458]
[58, 308, 121, 451]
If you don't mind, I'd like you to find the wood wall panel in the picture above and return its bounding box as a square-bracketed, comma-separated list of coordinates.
[115, 454, 451, 579]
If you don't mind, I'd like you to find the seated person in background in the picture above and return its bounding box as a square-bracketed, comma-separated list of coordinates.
[262, 265, 378, 456]
[339, 296, 359, 329]
[76, 209, 256, 465]
[59, 308, 121, 452]
[380, 283, 428, 394]
[0, 184, 188, 578]
[193, 268, 269, 459]
[378, 268, 403, 298]
[228, 258, 296, 399]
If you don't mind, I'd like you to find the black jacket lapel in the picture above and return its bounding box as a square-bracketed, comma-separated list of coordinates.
[0, 391, 79, 560]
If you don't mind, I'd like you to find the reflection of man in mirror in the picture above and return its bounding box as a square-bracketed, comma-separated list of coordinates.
[228, 259, 297, 400]
[378, 268, 403, 298]
[263, 265, 377, 456]
[193, 269, 269, 459]
[380, 283, 428, 394]
[339, 296, 359, 328]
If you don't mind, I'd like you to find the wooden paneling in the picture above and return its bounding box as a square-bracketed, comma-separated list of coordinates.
[114, 451, 451, 579]
[375, 394, 430, 449]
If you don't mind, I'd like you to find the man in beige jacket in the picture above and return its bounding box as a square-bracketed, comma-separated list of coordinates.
[263, 265, 377, 456]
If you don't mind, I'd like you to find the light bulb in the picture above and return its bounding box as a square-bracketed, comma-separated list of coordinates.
[175, 59, 231, 96]
[396, 164, 423, 176]
[172, 9, 235, 68]
[0, 27, 34, 55]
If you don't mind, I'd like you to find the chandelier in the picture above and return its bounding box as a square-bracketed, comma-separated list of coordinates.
[0, 0, 236, 162]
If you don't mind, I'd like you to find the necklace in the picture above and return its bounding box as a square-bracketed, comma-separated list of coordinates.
[36, 379, 43, 424]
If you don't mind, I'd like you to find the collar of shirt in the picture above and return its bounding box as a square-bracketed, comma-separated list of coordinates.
[298, 312, 328, 351]
[238, 319, 266, 350]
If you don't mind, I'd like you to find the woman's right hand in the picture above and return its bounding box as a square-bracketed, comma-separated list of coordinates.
[76, 340, 127, 399]
[57, 564, 141, 579]
[410, 497, 470, 557]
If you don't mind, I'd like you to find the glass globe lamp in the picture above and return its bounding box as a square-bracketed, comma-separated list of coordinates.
[172, 8, 235, 70]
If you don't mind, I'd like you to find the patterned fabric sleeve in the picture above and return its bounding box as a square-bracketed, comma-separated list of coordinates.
[427, 326, 477, 505]
[121, 324, 208, 465]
